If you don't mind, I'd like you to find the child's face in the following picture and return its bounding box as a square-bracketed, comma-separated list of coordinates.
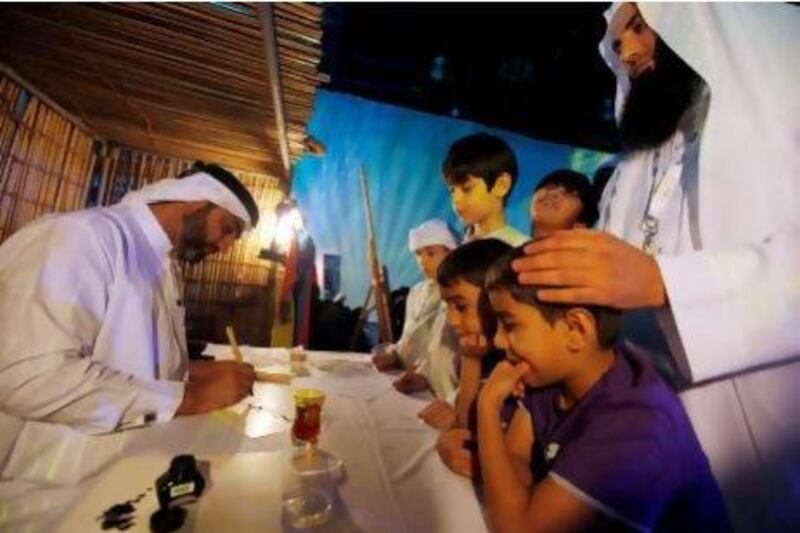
[440, 279, 484, 338]
[415, 245, 451, 280]
[530, 184, 584, 231]
[448, 175, 504, 226]
[489, 288, 573, 388]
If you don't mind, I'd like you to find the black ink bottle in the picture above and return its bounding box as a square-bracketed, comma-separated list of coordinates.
[155, 454, 205, 509]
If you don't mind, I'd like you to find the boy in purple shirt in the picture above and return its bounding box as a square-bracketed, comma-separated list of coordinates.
[477, 247, 730, 532]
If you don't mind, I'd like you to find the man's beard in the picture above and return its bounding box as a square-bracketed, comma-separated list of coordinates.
[618, 38, 704, 151]
[177, 204, 217, 264]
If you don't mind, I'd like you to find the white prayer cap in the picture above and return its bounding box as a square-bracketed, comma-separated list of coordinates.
[121, 164, 259, 229]
[408, 218, 457, 252]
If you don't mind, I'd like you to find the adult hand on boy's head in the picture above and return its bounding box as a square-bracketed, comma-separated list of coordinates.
[480, 360, 530, 412]
[459, 334, 491, 360]
[512, 229, 666, 309]
[419, 399, 456, 430]
[393, 368, 430, 394]
[436, 428, 475, 479]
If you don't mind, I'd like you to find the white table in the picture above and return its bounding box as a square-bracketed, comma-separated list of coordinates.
[1, 346, 488, 533]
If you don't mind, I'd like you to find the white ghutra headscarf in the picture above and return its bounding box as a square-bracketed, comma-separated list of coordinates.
[599, 2, 800, 249]
[121, 169, 258, 230]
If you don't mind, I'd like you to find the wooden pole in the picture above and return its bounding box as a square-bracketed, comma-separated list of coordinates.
[359, 165, 393, 343]
[257, 3, 291, 180]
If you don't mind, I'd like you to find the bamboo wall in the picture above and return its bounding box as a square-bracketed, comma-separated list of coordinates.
[0, 3, 325, 176]
[0, 74, 95, 243]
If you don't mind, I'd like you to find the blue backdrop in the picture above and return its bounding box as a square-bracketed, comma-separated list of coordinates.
[292, 90, 607, 308]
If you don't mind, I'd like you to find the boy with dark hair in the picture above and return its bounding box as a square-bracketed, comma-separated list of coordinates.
[418, 238, 513, 477]
[529, 169, 598, 236]
[476, 247, 730, 532]
[442, 133, 527, 246]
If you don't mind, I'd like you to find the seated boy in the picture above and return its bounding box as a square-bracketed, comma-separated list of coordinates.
[371, 219, 460, 399]
[442, 133, 527, 246]
[476, 247, 730, 532]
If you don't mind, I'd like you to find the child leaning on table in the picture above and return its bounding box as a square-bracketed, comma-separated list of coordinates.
[476, 247, 731, 532]
[371, 218, 460, 399]
[415, 239, 513, 477]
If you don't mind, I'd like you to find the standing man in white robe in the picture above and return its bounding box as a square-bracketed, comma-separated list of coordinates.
[0, 162, 257, 484]
[514, 3, 800, 531]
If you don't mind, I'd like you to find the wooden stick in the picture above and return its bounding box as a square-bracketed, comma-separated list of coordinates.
[226, 325, 244, 363]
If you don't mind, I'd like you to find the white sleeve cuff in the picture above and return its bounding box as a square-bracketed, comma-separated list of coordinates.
[118, 379, 185, 431]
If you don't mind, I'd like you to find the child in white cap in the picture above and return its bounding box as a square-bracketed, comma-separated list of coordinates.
[372, 218, 460, 399]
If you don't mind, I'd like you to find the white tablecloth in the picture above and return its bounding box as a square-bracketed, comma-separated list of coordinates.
[0, 345, 487, 533]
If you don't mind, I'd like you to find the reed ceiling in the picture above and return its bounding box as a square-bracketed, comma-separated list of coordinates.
[0, 2, 325, 177]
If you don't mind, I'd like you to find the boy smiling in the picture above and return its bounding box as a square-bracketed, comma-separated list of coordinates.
[477, 247, 729, 532]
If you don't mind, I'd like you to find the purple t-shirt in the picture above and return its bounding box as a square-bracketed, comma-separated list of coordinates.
[515, 351, 729, 532]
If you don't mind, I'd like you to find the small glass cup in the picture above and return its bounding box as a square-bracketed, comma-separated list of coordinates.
[292, 388, 325, 449]
[290, 346, 310, 377]
[282, 486, 332, 529]
[281, 450, 334, 529]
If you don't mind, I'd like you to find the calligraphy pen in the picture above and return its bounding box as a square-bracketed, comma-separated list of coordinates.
[226, 325, 254, 396]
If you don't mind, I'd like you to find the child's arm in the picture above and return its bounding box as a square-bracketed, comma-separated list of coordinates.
[454, 355, 482, 428]
[478, 361, 596, 533]
[504, 406, 534, 488]
[436, 427, 476, 479]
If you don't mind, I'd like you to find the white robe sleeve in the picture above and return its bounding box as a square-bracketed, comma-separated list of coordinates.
[656, 230, 800, 382]
[419, 309, 459, 400]
[0, 218, 184, 434]
[396, 281, 440, 367]
[394, 282, 423, 364]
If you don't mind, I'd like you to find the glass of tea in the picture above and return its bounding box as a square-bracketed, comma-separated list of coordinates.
[287, 387, 342, 527]
[292, 388, 325, 449]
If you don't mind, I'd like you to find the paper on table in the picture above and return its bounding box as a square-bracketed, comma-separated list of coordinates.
[202, 343, 290, 366]
[297, 369, 393, 401]
[310, 358, 374, 376]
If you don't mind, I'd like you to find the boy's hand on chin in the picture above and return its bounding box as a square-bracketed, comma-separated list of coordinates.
[436, 428, 475, 479]
[419, 399, 456, 430]
[480, 360, 530, 411]
[459, 334, 491, 360]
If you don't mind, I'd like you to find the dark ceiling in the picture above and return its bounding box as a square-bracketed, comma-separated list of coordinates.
[320, 2, 619, 153]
